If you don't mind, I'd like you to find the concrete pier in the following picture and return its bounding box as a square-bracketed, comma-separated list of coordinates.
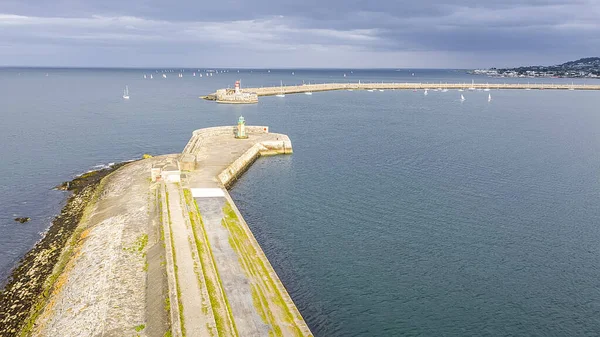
[23, 126, 309, 337]
[162, 126, 309, 337]
[203, 81, 600, 101]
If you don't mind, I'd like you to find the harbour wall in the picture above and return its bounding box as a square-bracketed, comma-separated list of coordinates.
[181, 126, 309, 336]
[203, 82, 600, 101]
[183, 126, 270, 155]
[213, 142, 310, 336]
[217, 136, 293, 188]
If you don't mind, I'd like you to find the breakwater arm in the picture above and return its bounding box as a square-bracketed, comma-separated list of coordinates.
[5, 126, 310, 337]
[202, 81, 600, 101]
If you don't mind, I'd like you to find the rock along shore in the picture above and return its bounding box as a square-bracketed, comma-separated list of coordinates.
[0, 163, 128, 337]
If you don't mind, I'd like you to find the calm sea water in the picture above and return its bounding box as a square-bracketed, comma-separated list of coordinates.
[2, 68, 600, 336]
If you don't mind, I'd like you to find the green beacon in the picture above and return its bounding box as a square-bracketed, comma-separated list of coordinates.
[236, 115, 248, 139]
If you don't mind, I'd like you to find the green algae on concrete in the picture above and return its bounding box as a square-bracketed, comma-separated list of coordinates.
[221, 202, 306, 337]
[183, 188, 238, 337]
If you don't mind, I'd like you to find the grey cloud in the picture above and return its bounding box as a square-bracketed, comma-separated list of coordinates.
[0, 0, 599, 67]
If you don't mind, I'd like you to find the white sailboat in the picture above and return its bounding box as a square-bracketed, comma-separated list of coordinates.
[367, 89, 374, 92]
[468, 80, 475, 91]
[276, 81, 285, 97]
[143, 74, 147, 79]
[424, 89, 428, 96]
[488, 93, 492, 102]
[150, 74, 153, 79]
[123, 85, 130, 99]
[305, 91, 313, 95]
[441, 88, 448, 92]
[458, 88, 464, 92]
[162, 74, 167, 78]
[460, 94, 465, 101]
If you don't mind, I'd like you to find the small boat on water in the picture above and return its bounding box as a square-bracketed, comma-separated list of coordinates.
[424, 89, 428, 96]
[468, 80, 475, 91]
[441, 88, 448, 92]
[367, 89, 374, 92]
[347, 89, 354, 91]
[150, 74, 153, 79]
[162, 74, 167, 78]
[460, 94, 465, 101]
[305, 92, 313, 95]
[458, 88, 464, 92]
[276, 81, 285, 97]
[123, 85, 130, 100]
[143, 74, 147, 79]
[379, 89, 384, 92]
[488, 93, 492, 102]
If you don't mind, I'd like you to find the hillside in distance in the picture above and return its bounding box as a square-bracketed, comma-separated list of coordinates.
[472, 57, 600, 78]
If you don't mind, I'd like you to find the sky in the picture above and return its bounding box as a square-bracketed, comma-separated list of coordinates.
[0, 0, 599, 68]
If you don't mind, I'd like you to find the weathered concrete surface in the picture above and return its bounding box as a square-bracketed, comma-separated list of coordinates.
[195, 197, 270, 336]
[183, 126, 292, 189]
[164, 183, 215, 337]
[177, 126, 312, 337]
[30, 156, 176, 337]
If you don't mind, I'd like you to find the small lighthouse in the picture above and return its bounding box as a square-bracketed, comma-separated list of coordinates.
[234, 80, 241, 94]
[236, 115, 247, 139]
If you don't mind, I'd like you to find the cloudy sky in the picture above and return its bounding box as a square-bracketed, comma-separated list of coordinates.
[0, 0, 599, 68]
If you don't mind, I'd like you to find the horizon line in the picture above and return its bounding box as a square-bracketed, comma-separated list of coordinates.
[0, 65, 474, 71]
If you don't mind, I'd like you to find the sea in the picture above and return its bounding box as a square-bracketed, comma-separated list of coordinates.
[1, 68, 600, 336]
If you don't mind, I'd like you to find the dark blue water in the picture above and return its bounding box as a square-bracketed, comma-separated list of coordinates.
[2, 68, 600, 336]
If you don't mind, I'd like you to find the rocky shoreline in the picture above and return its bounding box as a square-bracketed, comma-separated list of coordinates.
[0, 162, 129, 337]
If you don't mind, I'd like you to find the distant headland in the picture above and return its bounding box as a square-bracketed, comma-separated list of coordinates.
[471, 57, 600, 79]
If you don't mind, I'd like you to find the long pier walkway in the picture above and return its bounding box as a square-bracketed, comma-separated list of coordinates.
[203, 81, 600, 101]
[244, 82, 600, 96]
[161, 126, 310, 337]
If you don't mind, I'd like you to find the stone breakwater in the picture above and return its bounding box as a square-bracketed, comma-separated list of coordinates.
[1, 126, 310, 337]
[202, 81, 600, 101]
[0, 163, 128, 337]
[175, 126, 309, 336]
